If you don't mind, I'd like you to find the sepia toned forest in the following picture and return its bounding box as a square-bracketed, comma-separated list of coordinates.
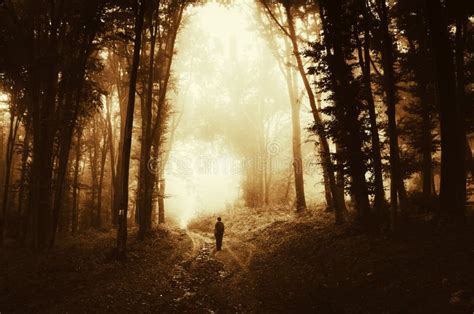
[0, 0, 473, 312]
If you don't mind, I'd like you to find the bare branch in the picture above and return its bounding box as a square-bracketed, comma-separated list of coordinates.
[260, 0, 291, 39]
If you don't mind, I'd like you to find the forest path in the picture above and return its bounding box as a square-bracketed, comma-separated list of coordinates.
[2, 209, 474, 313]
[165, 229, 258, 312]
[187, 230, 256, 271]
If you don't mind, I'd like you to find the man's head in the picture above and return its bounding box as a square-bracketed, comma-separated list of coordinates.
[217, 217, 221, 222]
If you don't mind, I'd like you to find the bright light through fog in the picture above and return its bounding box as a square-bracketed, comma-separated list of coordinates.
[164, 2, 261, 228]
[165, 1, 325, 228]
[194, 1, 257, 53]
[165, 141, 241, 228]
[197, 2, 250, 35]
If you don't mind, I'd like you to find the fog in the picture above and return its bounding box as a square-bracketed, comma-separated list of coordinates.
[165, 1, 325, 227]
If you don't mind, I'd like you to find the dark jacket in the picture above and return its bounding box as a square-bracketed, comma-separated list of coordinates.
[214, 221, 224, 236]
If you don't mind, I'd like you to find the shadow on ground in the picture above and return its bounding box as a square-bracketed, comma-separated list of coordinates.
[1, 207, 473, 313]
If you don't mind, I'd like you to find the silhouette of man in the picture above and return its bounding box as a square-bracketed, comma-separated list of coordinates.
[214, 217, 224, 251]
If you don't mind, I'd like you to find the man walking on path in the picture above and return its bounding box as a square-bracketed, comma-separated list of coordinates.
[214, 217, 224, 251]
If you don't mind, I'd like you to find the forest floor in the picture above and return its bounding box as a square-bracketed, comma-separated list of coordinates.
[1, 207, 474, 313]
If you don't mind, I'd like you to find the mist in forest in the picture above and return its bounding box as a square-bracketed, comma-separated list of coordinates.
[166, 1, 324, 226]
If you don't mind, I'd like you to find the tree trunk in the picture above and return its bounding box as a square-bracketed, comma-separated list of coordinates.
[50, 90, 83, 246]
[408, 19, 434, 208]
[97, 120, 108, 229]
[284, 6, 307, 212]
[158, 179, 165, 224]
[356, 17, 387, 221]
[319, 0, 371, 225]
[111, 45, 129, 228]
[378, 0, 407, 229]
[284, 3, 345, 221]
[315, 92, 340, 212]
[148, 3, 184, 225]
[259, 10, 306, 210]
[0, 113, 20, 247]
[105, 95, 118, 226]
[138, 10, 158, 240]
[29, 7, 64, 249]
[89, 116, 99, 228]
[334, 143, 348, 215]
[454, 11, 467, 212]
[421, 94, 433, 206]
[105, 96, 116, 225]
[30, 76, 57, 250]
[18, 122, 31, 245]
[286, 53, 307, 211]
[115, 0, 146, 259]
[425, 0, 465, 223]
[71, 133, 82, 235]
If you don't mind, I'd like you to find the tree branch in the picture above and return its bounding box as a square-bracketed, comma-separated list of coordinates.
[260, 0, 291, 38]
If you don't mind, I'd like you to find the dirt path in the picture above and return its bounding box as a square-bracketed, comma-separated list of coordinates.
[162, 230, 258, 312]
[187, 231, 255, 271]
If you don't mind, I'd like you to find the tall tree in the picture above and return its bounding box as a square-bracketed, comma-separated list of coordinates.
[97, 116, 109, 229]
[354, 3, 387, 221]
[137, 2, 159, 239]
[425, 0, 466, 223]
[374, 0, 408, 228]
[115, 0, 146, 259]
[17, 122, 31, 244]
[396, 0, 439, 207]
[316, 0, 371, 226]
[256, 8, 307, 211]
[0, 98, 21, 246]
[71, 132, 83, 234]
[260, 0, 345, 221]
